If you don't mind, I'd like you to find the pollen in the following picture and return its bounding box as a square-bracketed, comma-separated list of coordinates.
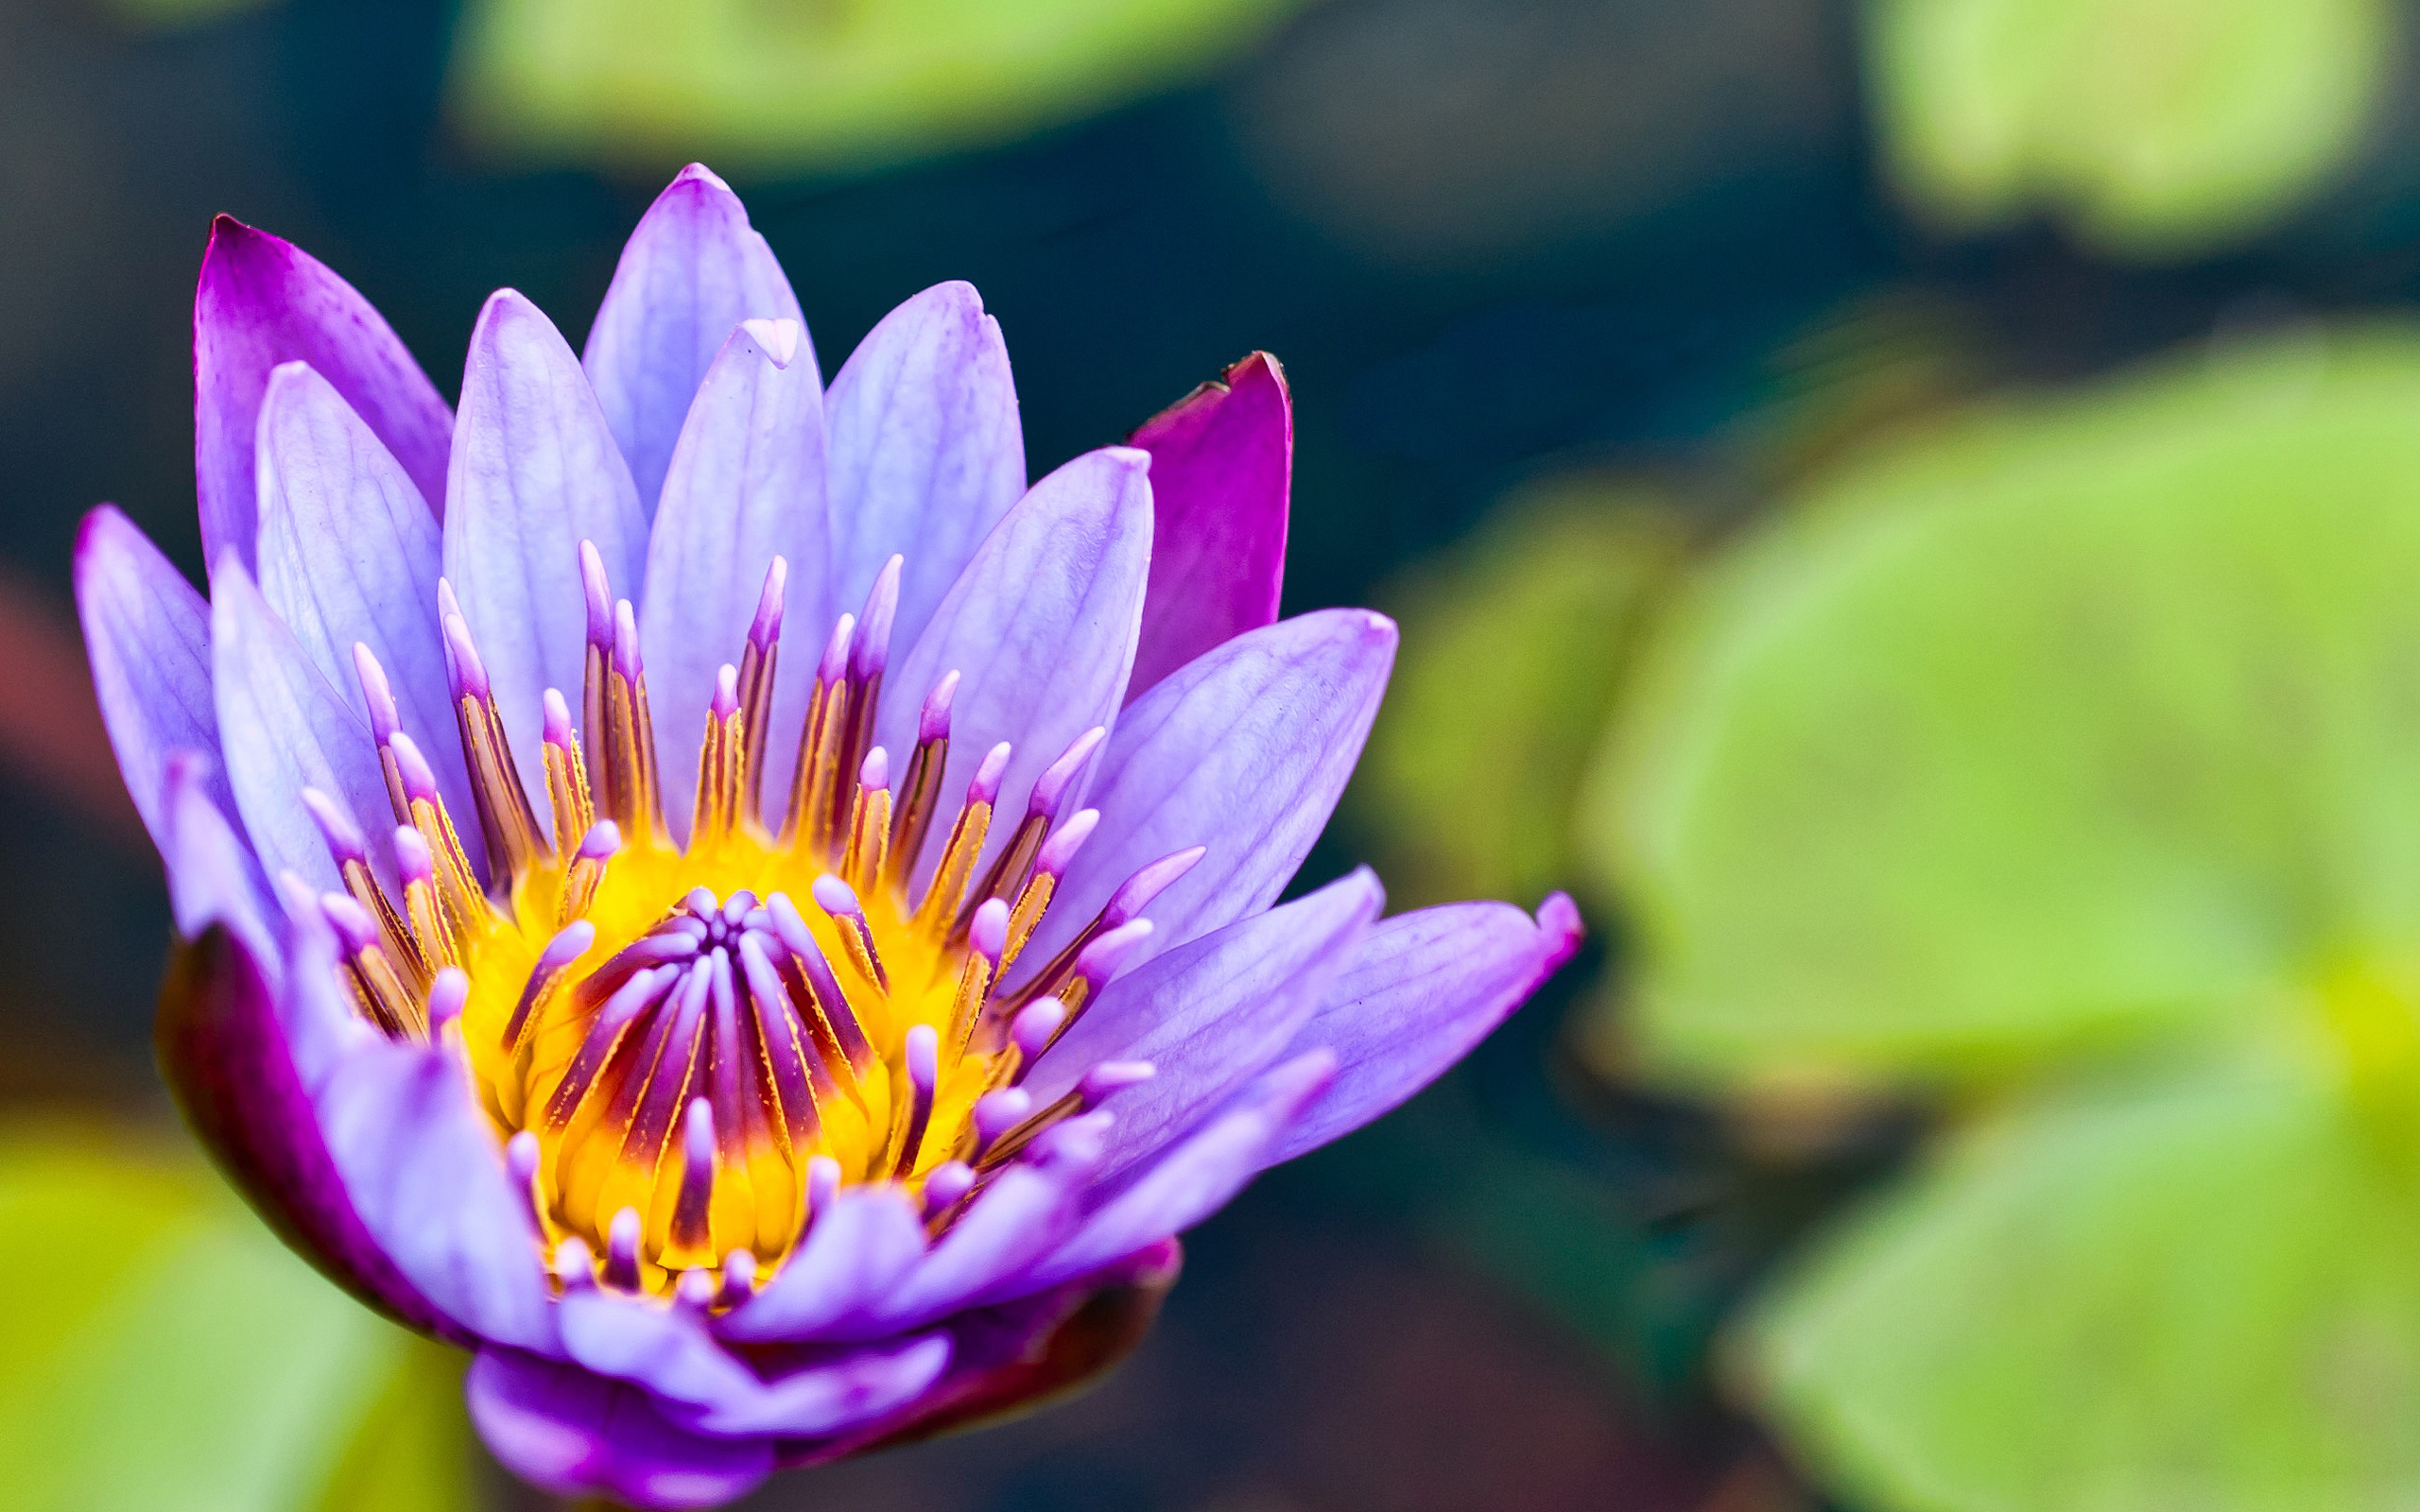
[300, 548, 1197, 1299]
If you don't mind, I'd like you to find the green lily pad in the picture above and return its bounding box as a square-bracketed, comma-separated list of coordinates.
[452, 0, 1307, 174]
[1869, 0, 2392, 258]
[0, 1125, 474, 1511]
[1750, 1055, 2420, 1511]
[1355, 477, 1688, 912]
[1587, 328, 2420, 1088]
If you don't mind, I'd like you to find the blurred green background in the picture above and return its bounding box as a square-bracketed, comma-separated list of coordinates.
[13, 0, 2420, 1506]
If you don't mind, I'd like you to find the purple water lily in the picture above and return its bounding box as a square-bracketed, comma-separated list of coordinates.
[78, 163, 1582, 1509]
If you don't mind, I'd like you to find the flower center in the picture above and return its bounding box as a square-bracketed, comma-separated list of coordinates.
[299, 547, 1194, 1301]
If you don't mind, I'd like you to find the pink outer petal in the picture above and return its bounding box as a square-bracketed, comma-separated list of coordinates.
[1125, 352, 1290, 702]
[75, 507, 234, 859]
[1268, 893, 1585, 1165]
[1019, 608, 1396, 975]
[194, 215, 452, 571]
[468, 1349, 773, 1511]
[584, 163, 807, 513]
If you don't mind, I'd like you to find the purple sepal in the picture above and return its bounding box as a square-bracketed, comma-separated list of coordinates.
[467, 1349, 775, 1512]
[157, 922, 467, 1344]
[1125, 352, 1290, 702]
[194, 215, 453, 571]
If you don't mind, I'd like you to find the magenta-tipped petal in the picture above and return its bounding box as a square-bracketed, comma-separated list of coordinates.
[75, 507, 236, 862]
[640, 318, 827, 838]
[877, 446, 1152, 887]
[1267, 894, 1584, 1164]
[195, 215, 452, 571]
[822, 283, 1025, 661]
[1125, 352, 1290, 702]
[583, 163, 807, 513]
[444, 288, 649, 801]
[1029, 609, 1396, 972]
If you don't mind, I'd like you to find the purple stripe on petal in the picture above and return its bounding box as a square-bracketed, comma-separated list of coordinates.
[878, 447, 1151, 891]
[583, 163, 806, 513]
[211, 560, 396, 896]
[1027, 609, 1396, 972]
[446, 290, 650, 800]
[640, 318, 826, 839]
[1269, 894, 1584, 1166]
[254, 361, 475, 826]
[821, 283, 1025, 662]
[1002, 1050, 1334, 1300]
[75, 506, 239, 861]
[1031, 868, 1381, 1186]
[1126, 352, 1290, 702]
[195, 215, 452, 571]
[715, 1186, 927, 1343]
[467, 1349, 773, 1512]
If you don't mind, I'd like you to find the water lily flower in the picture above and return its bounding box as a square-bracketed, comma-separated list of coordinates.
[79, 163, 1582, 1509]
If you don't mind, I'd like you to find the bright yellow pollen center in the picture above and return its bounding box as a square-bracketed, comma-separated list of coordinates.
[449, 835, 1003, 1295]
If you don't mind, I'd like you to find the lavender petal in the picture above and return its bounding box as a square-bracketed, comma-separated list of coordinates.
[639, 318, 826, 838]
[583, 163, 805, 513]
[821, 282, 1025, 662]
[444, 289, 649, 800]
[1024, 609, 1396, 972]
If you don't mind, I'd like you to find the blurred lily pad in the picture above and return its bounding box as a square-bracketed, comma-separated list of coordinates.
[0, 1124, 475, 1512]
[1751, 1055, 2420, 1511]
[1589, 326, 2420, 1089]
[1868, 0, 2393, 258]
[1355, 476, 1688, 911]
[452, 0, 1308, 174]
